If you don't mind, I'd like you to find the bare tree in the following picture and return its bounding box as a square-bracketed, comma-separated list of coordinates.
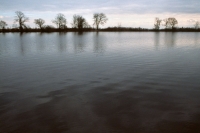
[163, 18, 169, 28]
[93, 13, 108, 30]
[194, 21, 200, 29]
[15, 11, 29, 31]
[52, 13, 67, 29]
[34, 18, 45, 29]
[118, 23, 121, 28]
[168, 18, 178, 29]
[154, 17, 162, 30]
[0, 20, 7, 29]
[163, 17, 178, 29]
[71, 15, 78, 28]
[71, 15, 90, 30]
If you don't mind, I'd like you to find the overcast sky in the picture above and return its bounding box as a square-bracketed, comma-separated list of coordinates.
[0, 0, 200, 28]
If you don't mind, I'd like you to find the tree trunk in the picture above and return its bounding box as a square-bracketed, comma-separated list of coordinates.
[96, 25, 99, 30]
[19, 25, 23, 32]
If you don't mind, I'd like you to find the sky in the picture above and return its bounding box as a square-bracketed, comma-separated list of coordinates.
[0, 0, 200, 28]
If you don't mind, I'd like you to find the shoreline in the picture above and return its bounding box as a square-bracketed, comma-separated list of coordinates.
[1, 29, 200, 33]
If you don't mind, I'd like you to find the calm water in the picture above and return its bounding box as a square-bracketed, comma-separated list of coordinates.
[0, 32, 200, 133]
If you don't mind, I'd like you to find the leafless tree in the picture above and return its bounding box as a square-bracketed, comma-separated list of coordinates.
[118, 23, 121, 28]
[52, 13, 67, 29]
[194, 21, 200, 29]
[71, 15, 90, 30]
[163, 17, 178, 29]
[154, 17, 162, 30]
[0, 20, 7, 29]
[168, 18, 178, 29]
[34, 18, 45, 29]
[93, 13, 108, 30]
[163, 18, 169, 28]
[15, 11, 29, 31]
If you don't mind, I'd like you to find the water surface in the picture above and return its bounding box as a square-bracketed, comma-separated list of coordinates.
[0, 32, 200, 133]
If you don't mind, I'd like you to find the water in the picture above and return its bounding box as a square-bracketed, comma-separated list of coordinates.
[0, 32, 200, 133]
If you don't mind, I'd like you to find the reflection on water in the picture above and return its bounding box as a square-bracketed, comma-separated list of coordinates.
[73, 32, 87, 53]
[19, 33, 25, 55]
[1, 32, 199, 55]
[57, 32, 67, 52]
[164, 32, 176, 47]
[0, 32, 200, 133]
[154, 32, 160, 49]
[194, 33, 200, 46]
[93, 32, 106, 54]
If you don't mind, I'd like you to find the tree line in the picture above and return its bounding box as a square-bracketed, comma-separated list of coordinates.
[0, 11, 108, 32]
[154, 17, 200, 30]
[0, 11, 200, 32]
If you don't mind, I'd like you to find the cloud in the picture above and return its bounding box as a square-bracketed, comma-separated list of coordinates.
[186, 19, 200, 26]
[187, 19, 196, 23]
[0, 0, 200, 28]
[0, 0, 200, 14]
[0, 16, 3, 18]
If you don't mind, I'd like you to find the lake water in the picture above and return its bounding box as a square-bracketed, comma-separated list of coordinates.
[0, 32, 200, 133]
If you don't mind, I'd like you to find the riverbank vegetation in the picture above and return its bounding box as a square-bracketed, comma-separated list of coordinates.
[0, 11, 200, 32]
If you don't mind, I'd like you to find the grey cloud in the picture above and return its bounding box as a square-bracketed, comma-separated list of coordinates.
[0, 0, 200, 14]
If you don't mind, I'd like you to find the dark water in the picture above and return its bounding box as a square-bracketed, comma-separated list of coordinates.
[0, 32, 200, 133]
